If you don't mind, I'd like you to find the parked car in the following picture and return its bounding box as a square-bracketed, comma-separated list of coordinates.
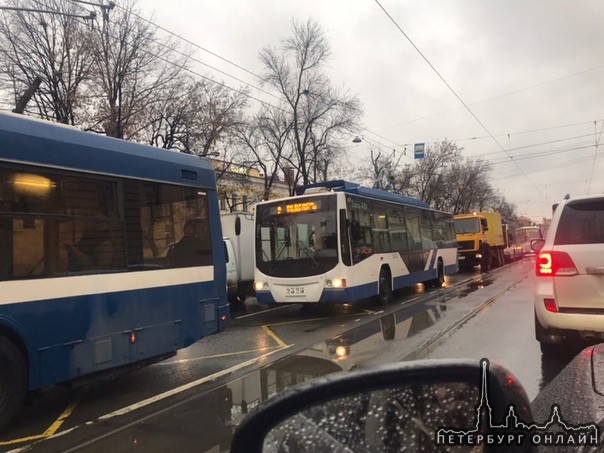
[532, 194, 604, 355]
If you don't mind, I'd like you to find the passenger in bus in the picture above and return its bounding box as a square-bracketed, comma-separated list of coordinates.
[167, 220, 211, 267]
[66, 221, 114, 271]
[358, 244, 374, 259]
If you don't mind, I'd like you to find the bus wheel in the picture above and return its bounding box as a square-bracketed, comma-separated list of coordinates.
[376, 268, 393, 306]
[426, 259, 444, 288]
[0, 337, 26, 430]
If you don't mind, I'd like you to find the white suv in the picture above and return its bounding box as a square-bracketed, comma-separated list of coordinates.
[533, 194, 604, 355]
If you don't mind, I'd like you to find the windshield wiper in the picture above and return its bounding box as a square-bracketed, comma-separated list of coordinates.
[297, 240, 319, 269]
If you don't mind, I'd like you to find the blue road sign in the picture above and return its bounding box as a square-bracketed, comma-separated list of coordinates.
[414, 143, 425, 159]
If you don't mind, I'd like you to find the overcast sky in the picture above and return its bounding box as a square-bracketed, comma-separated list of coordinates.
[137, 0, 604, 221]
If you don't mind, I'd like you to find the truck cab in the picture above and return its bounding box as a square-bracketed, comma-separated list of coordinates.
[454, 211, 506, 272]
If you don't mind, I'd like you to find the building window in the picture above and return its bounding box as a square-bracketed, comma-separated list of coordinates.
[243, 195, 249, 212]
[220, 194, 227, 211]
[232, 194, 239, 212]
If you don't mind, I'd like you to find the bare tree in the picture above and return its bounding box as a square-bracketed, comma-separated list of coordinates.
[356, 137, 508, 215]
[489, 194, 518, 221]
[0, 0, 94, 123]
[143, 76, 248, 157]
[236, 106, 293, 199]
[411, 139, 462, 207]
[259, 18, 362, 186]
[85, 0, 189, 139]
[355, 146, 414, 197]
[442, 158, 494, 214]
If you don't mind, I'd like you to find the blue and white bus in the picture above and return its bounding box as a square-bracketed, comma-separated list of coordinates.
[254, 180, 457, 305]
[0, 113, 229, 428]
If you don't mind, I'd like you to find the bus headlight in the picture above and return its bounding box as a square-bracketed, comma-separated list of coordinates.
[326, 278, 346, 288]
[254, 281, 268, 291]
[335, 345, 350, 358]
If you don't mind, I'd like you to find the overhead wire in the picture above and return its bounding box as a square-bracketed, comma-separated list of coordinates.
[453, 119, 604, 143]
[63, 0, 286, 111]
[58, 0, 290, 115]
[376, 67, 604, 133]
[586, 120, 604, 194]
[105, 2, 282, 103]
[75, 0, 601, 176]
[14, 0, 601, 187]
[374, 0, 547, 200]
[105, 1, 409, 150]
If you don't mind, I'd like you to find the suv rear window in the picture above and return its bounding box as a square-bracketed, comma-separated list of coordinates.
[554, 199, 604, 245]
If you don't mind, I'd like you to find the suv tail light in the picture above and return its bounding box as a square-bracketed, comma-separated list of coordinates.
[536, 251, 578, 276]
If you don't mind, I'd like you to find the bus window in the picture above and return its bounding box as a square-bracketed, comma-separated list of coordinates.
[124, 182, 212, 269]
[350, 203, 374, 262]
[372, 203, 391, 253]
[0, 167, 126, 279]
[405, 209, 422, 251]
[420, 210, 435, 249]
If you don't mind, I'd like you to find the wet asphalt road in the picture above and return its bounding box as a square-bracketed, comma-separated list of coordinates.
[1, 259, 584, 452]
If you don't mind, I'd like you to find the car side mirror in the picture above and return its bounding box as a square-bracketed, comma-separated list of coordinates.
[530, 238, 545, 252]
[231, 359, 533, 453]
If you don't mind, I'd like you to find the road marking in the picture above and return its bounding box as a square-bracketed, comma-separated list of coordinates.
[268, 311, 374, 327]
[234, 305, 290, 319]
[99, 347, 288, 421]
[261, 325, 288, 348]
[0, 401, 78, 446]
[43, 401, 78, 437]
[155, 346, 283, 364]
[401, 295, 422, 305]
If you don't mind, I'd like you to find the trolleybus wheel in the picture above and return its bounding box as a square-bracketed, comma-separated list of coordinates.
[0, 336, 26, 430]
[376, 268, 393, 306]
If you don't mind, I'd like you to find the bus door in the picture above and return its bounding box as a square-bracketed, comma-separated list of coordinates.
[404, 207, 426, 273]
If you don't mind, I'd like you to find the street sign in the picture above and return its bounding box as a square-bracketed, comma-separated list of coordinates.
[414, 143, 425, 159]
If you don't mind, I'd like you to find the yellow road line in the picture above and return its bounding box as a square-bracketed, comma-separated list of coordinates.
[261, 325, 288, 348]
[0, 401, 78, 446]
[43, 401, 78, 437]
[0, 433, 46, 446]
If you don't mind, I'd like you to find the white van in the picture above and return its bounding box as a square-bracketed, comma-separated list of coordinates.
[222, 213, 255, 304]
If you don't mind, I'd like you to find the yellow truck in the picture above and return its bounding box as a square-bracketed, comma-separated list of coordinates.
[454, 211, 506, 272]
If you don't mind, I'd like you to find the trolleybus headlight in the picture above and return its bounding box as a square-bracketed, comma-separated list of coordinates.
[254, 281, 268, 291]
[326, 278, 346, 288]
[335, 345, 350, 358]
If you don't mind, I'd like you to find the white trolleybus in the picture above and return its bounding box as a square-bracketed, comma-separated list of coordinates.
[0, 112, 229, 429]
[254, 181, 457, 305]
